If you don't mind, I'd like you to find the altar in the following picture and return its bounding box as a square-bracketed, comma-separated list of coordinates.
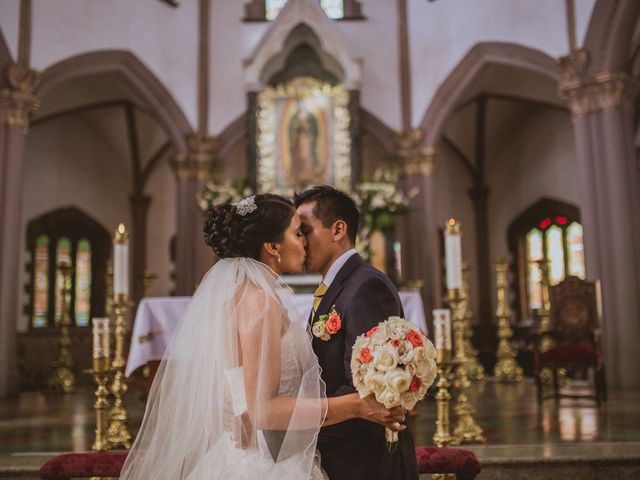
[125, 292, 427, 377]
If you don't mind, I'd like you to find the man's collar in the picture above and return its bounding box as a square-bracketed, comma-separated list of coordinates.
[322, 248, 358, 287]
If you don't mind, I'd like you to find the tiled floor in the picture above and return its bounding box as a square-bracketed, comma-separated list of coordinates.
[0, 378, 639, 464]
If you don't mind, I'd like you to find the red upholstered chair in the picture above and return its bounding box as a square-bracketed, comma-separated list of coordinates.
[415, 446, 481, 479]
[533, 275, 607, 405]
[39, 451, 128, 479]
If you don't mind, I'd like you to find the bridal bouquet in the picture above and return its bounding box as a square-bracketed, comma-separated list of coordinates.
[350, 316, 437, 451]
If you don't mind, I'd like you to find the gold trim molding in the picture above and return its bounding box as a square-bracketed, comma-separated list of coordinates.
[392, 129, 436, 176]
[559, 51, 639, 117]
[171, 133, 218, 182]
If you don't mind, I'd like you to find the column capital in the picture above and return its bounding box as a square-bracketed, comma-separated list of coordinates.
[392, 128, 436, 177]
[1, 64, 40, 132]
[170, 133, 220, 182]
[558, 50, 639, 117]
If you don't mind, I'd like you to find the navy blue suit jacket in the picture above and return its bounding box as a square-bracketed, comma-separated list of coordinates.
[310, 253, 418, 480]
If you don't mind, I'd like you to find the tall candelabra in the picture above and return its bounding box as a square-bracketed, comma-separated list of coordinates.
[107, 295, 132, 448]
[536, 260, 569, 386]
[432, 309, 455, 480]
[107, 224, 132, 449]
[449, 288, 486, 444]
[493, 260, 523, 382]
[92, 318, 111, 451]
[48, 262, 75, 393]
[461, 263, 485, 381]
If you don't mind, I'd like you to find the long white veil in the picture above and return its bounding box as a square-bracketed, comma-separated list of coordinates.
[121, 258, 327, 479]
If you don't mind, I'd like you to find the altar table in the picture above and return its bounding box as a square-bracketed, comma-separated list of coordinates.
[125, 292, 426, 377]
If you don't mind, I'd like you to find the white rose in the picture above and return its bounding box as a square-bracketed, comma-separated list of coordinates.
[386, 317, 406, 340]
[364, 371, 386, 397]
[378, 388, 401, 408]
[413, 347, 437, 386]
[397, 340, 415, 364]
[423, 339, 437, 360]
[385, 367, 412, 394]
[369, 324, 389, 344]
[312, 321, 326, 339]
[373, 344, 398, 372]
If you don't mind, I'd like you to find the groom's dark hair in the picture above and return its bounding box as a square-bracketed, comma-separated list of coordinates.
[294, 185, 359, 245]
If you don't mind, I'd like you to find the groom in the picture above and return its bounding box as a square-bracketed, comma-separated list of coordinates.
[295, 186, 418, 480]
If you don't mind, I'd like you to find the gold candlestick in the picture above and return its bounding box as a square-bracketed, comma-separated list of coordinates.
[105, 264, 114, 318]
[493, 260, 523, 382]
[433, 348, 454, 447]
[461, 263, 485, 381]
[48, 262, 75, 393]
[536, 260, 569, 386]
[449, 288, 486, 444]
[107, 295, 132, 449]
[92, 318, 111, 451]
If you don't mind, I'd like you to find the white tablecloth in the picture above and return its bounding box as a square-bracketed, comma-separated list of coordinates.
[126, 292, 427, 377]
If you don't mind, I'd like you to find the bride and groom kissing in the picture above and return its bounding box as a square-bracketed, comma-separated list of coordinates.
[121, 186, 418, 479]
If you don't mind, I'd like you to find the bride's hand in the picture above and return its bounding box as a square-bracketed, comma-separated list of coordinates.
[357, 395, 407, 431]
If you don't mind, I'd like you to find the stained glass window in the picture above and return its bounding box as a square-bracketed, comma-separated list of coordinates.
[526, 229, 543, 309]
[32, 235, 50, 328]
[567, 222, 585, 277]
[524, 218, 585, 312]
[265, 0, 287, 20]
[265, 0, 344, 20]
[546, 225, 565, 285]
[320, 0, 344, 18]
[75, 239, 92, 327]
[54, 237, 72, 325]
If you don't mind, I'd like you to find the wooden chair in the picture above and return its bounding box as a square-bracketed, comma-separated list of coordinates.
[533, 275, 607, 405]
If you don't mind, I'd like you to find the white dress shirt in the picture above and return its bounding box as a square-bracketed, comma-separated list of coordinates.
[322, 248, 358, 287]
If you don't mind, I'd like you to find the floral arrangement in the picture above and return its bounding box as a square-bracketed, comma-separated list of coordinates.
[350, 316, 437, 451]
[311, 306, 342, 341]
[197, 180, 253, 212]
[354, 169, 418, 231]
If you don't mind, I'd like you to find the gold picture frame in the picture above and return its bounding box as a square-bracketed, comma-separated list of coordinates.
[256, 77, 352, 195]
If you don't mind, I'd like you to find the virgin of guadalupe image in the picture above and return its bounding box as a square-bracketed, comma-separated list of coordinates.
[288, 101, 326, 187]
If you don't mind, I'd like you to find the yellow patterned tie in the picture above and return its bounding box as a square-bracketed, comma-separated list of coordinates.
[312, 283, 328, 313]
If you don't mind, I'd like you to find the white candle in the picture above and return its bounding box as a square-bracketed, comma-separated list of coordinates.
[444, 218, 462, 290]
[433, 309, 452, 351]
[92, 317, 110, 359]
[113, 224, 129, 297]
[393, 241, 402, 280]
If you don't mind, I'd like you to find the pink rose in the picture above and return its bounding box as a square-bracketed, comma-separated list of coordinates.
[359, 347, 373, 364]
[325, 313, 342, 335]
[366, 326, 378, 337]
[409, 375, 422, 393]
[406, 330, 424, 348]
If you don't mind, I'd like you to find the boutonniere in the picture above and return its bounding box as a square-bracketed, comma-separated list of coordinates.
[312, 306, 342, 341]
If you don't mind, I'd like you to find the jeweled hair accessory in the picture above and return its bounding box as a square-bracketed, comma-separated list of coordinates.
[233, 195, 257, 216]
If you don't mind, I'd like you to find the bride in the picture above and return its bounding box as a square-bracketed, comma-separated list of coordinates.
[120, 193, 406, 479]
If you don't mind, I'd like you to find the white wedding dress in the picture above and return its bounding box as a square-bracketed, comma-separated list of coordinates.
[120, 258, 328, 480]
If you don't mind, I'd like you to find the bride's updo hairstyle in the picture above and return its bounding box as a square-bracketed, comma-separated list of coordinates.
[203, 193, 295, 260]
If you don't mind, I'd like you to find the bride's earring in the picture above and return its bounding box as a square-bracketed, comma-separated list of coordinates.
[277, 254, 282, 263]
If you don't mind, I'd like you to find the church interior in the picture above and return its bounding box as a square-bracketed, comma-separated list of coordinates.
[1, 0, 639, 478]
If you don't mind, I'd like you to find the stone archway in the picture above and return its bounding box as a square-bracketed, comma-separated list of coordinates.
[38, 50, 192, 154]
[418, 42, 561, 150]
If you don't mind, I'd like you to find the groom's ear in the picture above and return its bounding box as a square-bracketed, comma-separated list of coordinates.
[332, 220, 348, 242]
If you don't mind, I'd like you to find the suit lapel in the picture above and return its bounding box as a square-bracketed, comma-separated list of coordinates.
[311, 253, 364, 325]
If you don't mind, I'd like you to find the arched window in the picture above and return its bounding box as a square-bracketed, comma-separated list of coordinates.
[245, 1, 363, 21]
[508, 199, 586, 322]
[266, 0, 344, 19]
[26, 208, 110, 329]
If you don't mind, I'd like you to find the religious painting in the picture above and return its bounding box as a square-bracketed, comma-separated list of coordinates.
[256, 77, 352, 194]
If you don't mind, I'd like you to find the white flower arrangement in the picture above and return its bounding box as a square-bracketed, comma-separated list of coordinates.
[197, 181, 254, 212]
[351, 316, 437, 451]
[354, 169, 418, 230]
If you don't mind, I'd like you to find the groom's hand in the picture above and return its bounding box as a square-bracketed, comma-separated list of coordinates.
[359, 395, 407, 432]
